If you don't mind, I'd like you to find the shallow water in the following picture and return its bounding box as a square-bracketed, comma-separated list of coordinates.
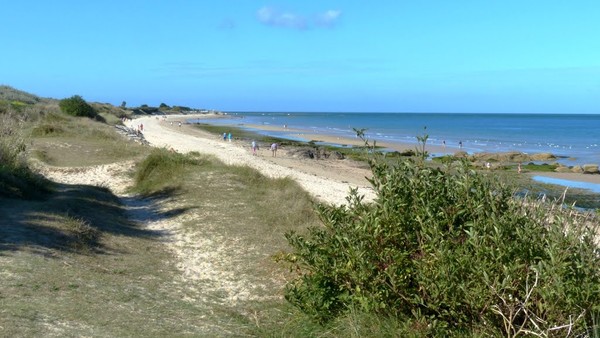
[190, 112, 600, 165]
[532, 175, 600, 193]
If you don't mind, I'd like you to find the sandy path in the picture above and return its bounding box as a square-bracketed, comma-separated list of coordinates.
[137, 115, 376, 205]
[34, 116, 378, 311]
[36, 159, 273, 308]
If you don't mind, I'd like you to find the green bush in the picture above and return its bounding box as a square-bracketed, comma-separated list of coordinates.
[283, 141, 600, 335]
[59, 95, 96, 118]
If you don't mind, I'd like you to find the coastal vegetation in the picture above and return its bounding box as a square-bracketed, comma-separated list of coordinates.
[281, 135, 600, 336]
[1, 86, 599, 336]
[58, 95, 97, 118]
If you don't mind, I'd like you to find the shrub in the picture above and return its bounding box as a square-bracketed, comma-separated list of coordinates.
[59, 95, 96, 118]
[282, 136, 600, 335]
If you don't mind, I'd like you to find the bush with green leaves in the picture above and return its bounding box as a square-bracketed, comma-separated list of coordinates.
[59, 95, 96, 118]
[283, 137, 600, 336]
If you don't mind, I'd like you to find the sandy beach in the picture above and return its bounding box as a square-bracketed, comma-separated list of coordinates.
[134, 114, 600, 205]
[137, 114, 377, 205]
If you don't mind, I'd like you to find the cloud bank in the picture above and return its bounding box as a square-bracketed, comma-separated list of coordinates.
[257, 6, 341, 30]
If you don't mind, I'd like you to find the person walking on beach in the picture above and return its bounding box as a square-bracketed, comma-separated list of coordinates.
[270, 143, 278, 157]
[223, 132, 227, 141]
[458, 141, 463, 149]
[251, 140, 258, 155]
[228, 132, 232, 142]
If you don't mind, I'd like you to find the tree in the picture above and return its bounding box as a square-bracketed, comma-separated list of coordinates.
[120, 101, 126, 108]
[59, 95, 96, 118]
[159, 102, 169, 108]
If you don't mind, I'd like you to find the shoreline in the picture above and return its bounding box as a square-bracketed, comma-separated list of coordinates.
[191, 116, 458, 155]
[239, 123, 452, 155]
[189, 112, 600, 166]
[139, 114, 600, 196]
[136, 114, 377, 205]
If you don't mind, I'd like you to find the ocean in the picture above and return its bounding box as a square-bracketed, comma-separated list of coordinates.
[190, 112, 600, 166]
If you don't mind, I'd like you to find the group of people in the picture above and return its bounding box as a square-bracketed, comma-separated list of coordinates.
[250, 140, 278, 157]
[221, 132, 278, 157]
[441, 140, 463, 149]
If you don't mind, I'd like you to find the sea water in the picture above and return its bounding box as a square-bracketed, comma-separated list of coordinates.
[532, 176, 600, 193]
[190, 112, 600, 165]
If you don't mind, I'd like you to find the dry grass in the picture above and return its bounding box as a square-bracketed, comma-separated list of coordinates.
[1, 119, 322, 335]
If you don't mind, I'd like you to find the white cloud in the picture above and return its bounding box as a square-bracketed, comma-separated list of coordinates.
[316, 10, 342, 27]
[256, 6, 341, 30]
[257, 6, 307, 30]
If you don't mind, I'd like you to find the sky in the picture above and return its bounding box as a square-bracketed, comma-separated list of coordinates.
[2, 1, 600, 113]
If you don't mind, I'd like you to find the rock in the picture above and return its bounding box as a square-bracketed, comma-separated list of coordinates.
[329, 151, 345, 160]
[287, 147, 317, 159]
[571, 165, 584, 173]
[530, 153, 557, 161]
[114, 124, 149, 145]
[286, 147, 345, 160]
[554, 165, 572, 173]
[454, 151, 469, 158]
[503, 151, 529, 162]
[582, 164, 599, 174]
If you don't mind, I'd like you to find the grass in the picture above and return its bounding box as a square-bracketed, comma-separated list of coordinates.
[0, 187, 205, 336]
[1, 135, 325, 335]
[29, 112, 147, 167]
[521, 162, 558, 172]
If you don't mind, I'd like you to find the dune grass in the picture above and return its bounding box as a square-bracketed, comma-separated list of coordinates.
[1, 140, 327, 335]
[29, 112, 147, 167]
[0, 185, 206, 336]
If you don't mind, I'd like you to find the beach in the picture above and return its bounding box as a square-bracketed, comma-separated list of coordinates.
[136, 114, 600, 204]
[136, 114, 377, 205]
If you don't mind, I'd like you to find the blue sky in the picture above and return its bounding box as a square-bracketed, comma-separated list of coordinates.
[2, 1, 599, 113]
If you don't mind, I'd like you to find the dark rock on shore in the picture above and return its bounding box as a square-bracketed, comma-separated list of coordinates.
[287, 147, 345, 160]
[448, 151, 600, 175]
[114, 124, 149, 145]
[467, 151, 556, 163]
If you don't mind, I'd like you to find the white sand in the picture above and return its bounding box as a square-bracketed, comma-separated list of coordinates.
[138, 114, 376, 205]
